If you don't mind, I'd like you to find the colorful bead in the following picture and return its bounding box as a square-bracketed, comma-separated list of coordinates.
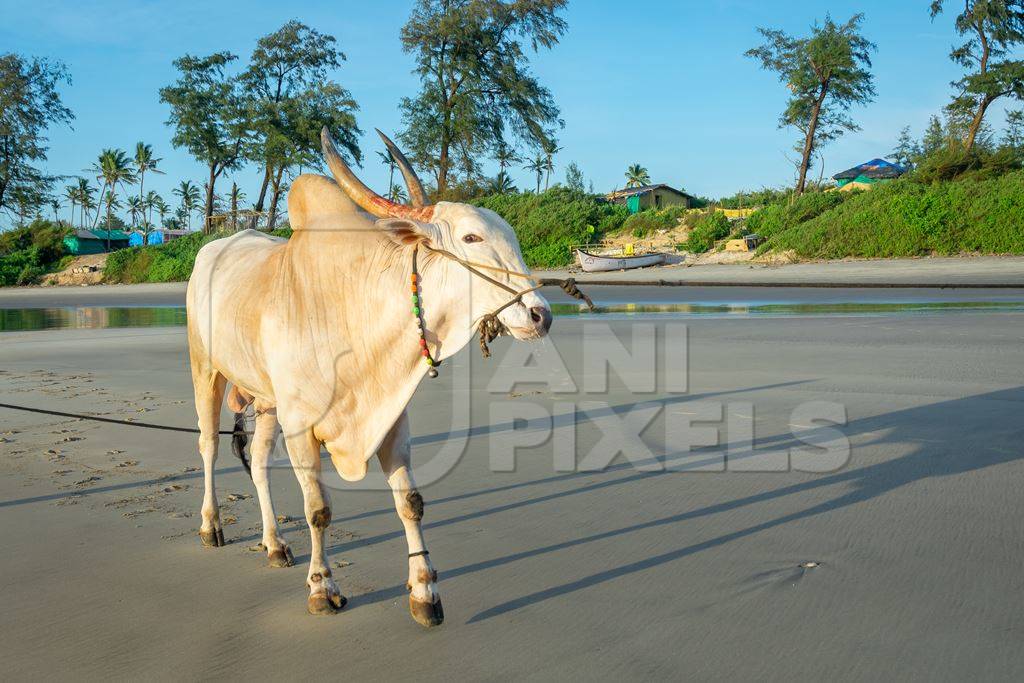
[413, 306, 420, 316]
[425, 358, 433, 366]
[421, 348, 429, 357]
[419, 338, 427, 348]
[412, 294, 418, 304]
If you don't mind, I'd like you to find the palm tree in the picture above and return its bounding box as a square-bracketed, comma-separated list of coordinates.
[624, 164, 651, 188]
[101, 190, 123, 250]
[134, 143, 163, 206]
[487, 171, 516, 195]
[227, 183, 245, 230]
[89, 149, 135, 238]
[494, 141, 519, 173]
[154, 197, 170, 228]
[126, 195, 144, 228]
[50, 198, 61, 223]
[174, 180, 200, 230]
[378, 149, 397, 200]
[542, 140, 561, 191]
[388, 184, 408, 204]
[63, 184, 78, 226]
[144, 190, 161, 228]
[77, 180, 96, 229]
[524, 154, 546, 194]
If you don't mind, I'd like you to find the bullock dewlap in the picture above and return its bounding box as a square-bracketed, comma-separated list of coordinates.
[185, 127, 551, 625]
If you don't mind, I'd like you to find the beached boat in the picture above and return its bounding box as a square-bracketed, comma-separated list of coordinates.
[575, 248, 666, 273]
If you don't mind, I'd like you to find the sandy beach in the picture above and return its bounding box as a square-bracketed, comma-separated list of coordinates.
[2, 281, 1024, 679]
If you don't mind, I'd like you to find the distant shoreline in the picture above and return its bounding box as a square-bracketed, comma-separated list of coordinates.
[2, 254, 1023, 309]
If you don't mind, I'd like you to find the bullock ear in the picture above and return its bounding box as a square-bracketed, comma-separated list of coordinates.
[375, 218, 436, 246]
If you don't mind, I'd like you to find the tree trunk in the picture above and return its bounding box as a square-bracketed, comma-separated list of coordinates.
[92, 182, 108, 228]
[105, 200, 112, 251]
[204, 165, 217, 233]
[965, 97, 993, 153]
[796, 93, 826, 195]
[267, 166, 285, 230]
[138, 170, 145, 220]
[250, 167, 272, 229]
[437, 144, 449, 197]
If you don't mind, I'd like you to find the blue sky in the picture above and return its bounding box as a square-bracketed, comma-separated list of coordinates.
[1, 0, 1016, 224]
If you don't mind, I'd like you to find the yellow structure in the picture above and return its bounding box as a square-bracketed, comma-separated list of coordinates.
[725, 234, 764, 252]
[718, 207, 757, 219]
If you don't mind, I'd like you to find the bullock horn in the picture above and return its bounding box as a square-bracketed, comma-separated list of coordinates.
[375, 128, 428, 207]
[320, 127, 434, 221]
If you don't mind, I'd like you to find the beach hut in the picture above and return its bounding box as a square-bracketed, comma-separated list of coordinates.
[63, 228, 131, 255]
[606, 184, 693, 214]
[832, 158, 906, 188]
[128, 228, 191, 247]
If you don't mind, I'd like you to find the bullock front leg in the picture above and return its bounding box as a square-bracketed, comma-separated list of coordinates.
[283, 427, 345, 615]
[378, 412, 443, 627]
[192, 368, 227, 547]
[249, 407, 293, 568]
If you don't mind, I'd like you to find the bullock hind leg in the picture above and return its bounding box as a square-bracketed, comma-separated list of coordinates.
[249, 407, 293, 568]
[282, 426, 346, 614]
[190, 364, 228, 547]
[378, 411, 443, 627]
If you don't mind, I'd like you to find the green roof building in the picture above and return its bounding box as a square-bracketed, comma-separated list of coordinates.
[63, 229, 131, 255]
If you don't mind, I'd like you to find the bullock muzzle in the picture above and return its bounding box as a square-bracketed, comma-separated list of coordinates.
[502, 292, 552, 340]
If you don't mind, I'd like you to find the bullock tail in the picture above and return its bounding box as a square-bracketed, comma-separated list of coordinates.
[227, 386, 253, 479]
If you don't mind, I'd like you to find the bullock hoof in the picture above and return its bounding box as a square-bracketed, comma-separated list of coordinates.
[409, 596, 445, 627]
[199, 528, 225, 547]
[307, 591, 347, 615]
[268, 547, 294, 568]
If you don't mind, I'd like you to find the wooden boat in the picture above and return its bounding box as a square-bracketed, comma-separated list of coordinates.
[575, 248, 666, 273]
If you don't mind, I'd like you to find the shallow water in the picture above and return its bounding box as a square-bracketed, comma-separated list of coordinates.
[3, 300, 1024, 332]
[0, 306, 187, 332]
[550, 300, 1024, 317]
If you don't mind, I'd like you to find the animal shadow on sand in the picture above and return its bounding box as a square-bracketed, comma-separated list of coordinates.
[335, 386, 1024, 622]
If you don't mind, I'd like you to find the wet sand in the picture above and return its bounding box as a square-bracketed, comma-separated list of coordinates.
[2, 306, 1024, 679]
[2, 253, 1024, 310]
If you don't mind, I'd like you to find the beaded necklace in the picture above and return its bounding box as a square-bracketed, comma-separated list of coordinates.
[410, 243, 592, 380]
[411, 245, 440, 378]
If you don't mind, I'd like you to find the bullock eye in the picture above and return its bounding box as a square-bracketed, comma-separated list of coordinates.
[462, 234, 483, 244]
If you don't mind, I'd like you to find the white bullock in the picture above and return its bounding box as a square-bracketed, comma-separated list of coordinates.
[186, 128, 551, 626]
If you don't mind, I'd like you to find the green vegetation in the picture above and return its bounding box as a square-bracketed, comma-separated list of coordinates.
[104, 231, 218, 283]
[745, 14, 876, 194]
[104, 228, 292, 283]
[684, 212, 732, 253]
[473, 187, 627, 268]
[757, 171, 1024, 258]
[0, 220, 69, 285]
[621, 205, 688, 238]
[745, 190, 848, 242]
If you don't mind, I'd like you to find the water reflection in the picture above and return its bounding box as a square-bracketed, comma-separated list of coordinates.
[2, 300, 1022, 333]
[0, 307, 187, 332]
[550, 301, 1024, 317]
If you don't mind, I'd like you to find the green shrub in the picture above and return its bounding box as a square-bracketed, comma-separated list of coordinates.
[473, 187, 626, 268]
[0, 220, 69, 286]
[620, 205, 689, 238]
[762, 171, 1024, 258]
[913, 146, 1022, 184]
[684, 212, 731, 253]
[105, 231, 225, 283]
[745, 190, 847, 242]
